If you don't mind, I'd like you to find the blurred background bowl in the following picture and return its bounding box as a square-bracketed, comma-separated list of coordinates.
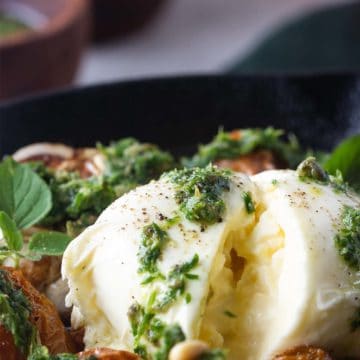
[0, 0, 90, 100]
[91, 0, 168, 42]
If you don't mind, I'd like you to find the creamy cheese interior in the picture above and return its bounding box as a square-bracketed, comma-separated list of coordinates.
[199, 204, 285, 359]
[198, 170, 360, 359]
[62, 169, 360, 359]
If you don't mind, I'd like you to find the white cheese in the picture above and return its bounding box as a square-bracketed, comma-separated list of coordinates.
[62, 169, 360, 359]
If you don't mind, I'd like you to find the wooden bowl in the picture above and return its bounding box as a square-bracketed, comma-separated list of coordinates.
[0, 0, 90, 100]
[91, 0, 167, 42]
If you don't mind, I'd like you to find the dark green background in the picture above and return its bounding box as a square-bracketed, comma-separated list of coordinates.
[229, 2, 360, 74]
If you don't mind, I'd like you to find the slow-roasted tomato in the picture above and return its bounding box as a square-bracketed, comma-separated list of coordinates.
[215, 149, 284, 175]
[0, 267, 75, 357]
[20, 256, 62, 291]
[274, 345, 332, 360]
[0, 325, 25, 360]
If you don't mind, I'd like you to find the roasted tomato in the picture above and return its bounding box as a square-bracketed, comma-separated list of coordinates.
[274, 345, 332, 360]
[69, 327, 85, 353]
[13, 143, 104, 178]
[78, 348, 139, 360]
[215, 149, 284, 175]
[0, 267, 75, 357]
[0, 325, 25, 360]
[20, 256, 62, 291]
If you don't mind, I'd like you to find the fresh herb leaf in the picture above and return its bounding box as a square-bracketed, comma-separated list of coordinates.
[0, 210, 23, 251]
[324, 134, 360, 192]
[0, 158, 52, 229]
[29, 231, 72, 256]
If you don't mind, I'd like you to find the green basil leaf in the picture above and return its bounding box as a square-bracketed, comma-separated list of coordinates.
[29, 231, 72, 256]
[0, 211, 23, 251]
[0, 158, 52, 229]
[324, 135, 360, 192]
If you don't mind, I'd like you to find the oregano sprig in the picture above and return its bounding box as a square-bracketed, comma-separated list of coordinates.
[0, 158, 73, 265]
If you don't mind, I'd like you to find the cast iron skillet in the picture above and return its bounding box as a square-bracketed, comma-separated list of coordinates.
[0, 74, 359, 156]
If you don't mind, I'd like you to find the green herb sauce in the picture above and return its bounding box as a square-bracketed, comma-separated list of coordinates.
[0, 13, 29, 38]
[138, 223, 170, 278]
[30, 137, 175, 233]
[132, 215, 200, 357]
[154, 254, 199, 311]
[28, 346, 79, 360]
[182, 127, 305, 168]
[165, 165, 231, 226]
[0, 269, 35, 356]
[128, 302, 185, 360]
[98, 138, 175, 189]
[31, 164, 116, 229]
[335, 205, 360, 271]
[0, 270, 82, 359]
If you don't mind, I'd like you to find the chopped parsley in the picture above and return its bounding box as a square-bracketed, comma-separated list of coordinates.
[182, 127, 305, 168]
[154, 254, 199, 311]
[0, 269, 35, 356]
[128, 302, 185, 360]
[242, 192, 255, 214]
[154, 323, 186, 360]
[133, 214, 200, 357]
[335, 205, 360, 271]
[138, 223, 170, 278]
[131, 249, 199, 356]
[165, 165, 231, 226]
